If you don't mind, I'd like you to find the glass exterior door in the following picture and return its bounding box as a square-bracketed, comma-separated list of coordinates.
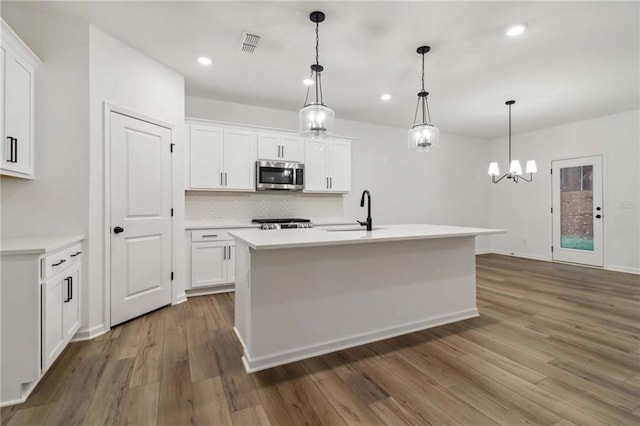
[552, 156, 603, 266]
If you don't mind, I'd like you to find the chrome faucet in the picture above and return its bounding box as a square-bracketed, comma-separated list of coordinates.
[358, 190, 373, 231]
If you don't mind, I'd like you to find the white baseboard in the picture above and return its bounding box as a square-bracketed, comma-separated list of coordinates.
[185, 285, 234, 298]
[173, 292, 188, 305]
[0, 380, 37, 407]
[475, 249, 492, 255]
[488, 251, 640, 275]
[606, 265, 640, 275]
[490, 250, 552, 262]
[240, 308, 479, 373]
[71, 324, 107, 342]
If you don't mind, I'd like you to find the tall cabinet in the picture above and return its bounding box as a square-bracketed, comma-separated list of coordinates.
[1, 18, 41, 179]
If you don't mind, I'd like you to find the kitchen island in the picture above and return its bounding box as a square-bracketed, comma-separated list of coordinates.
[229, 224, 504, 372]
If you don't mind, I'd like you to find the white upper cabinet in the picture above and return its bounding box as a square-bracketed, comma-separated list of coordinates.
[188, 124, 257, 191]
[224, 129, 257, 190]
[257, 132, 302, 162]
[190, 126, 224, 189]
[304, 138, 351, 193]
[1, 19, 41, 179]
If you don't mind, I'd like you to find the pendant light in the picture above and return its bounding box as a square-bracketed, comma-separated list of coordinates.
[408, 46, 440, 152]
[299, 11, 335, 138]
[488, 100, 537, 183]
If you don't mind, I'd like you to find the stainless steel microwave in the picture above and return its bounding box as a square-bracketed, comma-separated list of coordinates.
[256, 161, 304, 191]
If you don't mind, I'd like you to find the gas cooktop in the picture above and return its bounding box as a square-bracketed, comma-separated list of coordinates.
[252, 218, 313, 230]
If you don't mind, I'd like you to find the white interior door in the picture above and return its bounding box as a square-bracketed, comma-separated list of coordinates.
[552, 156, 603, 267]
[110, 112, 172, 326]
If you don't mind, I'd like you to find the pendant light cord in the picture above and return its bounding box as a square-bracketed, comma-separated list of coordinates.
[303, 19, 324, 107]
[315, 21, 320, 104]
[508, 102, 512, 164]
[412, 51, 432, 127]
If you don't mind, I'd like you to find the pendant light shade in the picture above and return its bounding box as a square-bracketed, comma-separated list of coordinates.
[299, 103, 335, 138]
[299, 11, 334, 138]
[488, 100, 537, 184]
[409, 46, 439, 152]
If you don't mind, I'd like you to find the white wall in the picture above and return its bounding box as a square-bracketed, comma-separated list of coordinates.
[489, 109, 640, 273]
[186, 96, 493, 251]
[0, 5, 91, 326]
[0, 6, 89, 238]
[88, 26, 185, 333]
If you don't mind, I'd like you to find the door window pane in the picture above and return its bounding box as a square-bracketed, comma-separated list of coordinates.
[560, 165, 594, 251]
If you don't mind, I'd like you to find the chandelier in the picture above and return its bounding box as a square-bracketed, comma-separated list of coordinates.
[488, 100, 536, 183]
[299, 11, 335, 138]
[408, 46, 439, 152]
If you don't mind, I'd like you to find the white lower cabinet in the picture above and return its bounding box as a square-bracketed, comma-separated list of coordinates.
[188, 230, 237, 292]
[1, 237, 83, 406]
[191, 241, 233, 288]
[43, 262, 80, 371]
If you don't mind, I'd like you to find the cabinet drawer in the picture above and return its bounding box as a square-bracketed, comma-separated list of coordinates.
[42, 243, 82, 279]
[191, 230, 232, 242]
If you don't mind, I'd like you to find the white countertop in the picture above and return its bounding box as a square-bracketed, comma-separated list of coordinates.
[229, 224, 504, 250]
[185, 217, 358, 230]
[0, 235, 84, 256]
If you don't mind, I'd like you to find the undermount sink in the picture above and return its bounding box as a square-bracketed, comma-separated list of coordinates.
[323, 227, 386, 232]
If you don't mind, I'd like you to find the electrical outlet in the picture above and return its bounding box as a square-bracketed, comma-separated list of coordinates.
[620, 200, 634, 209]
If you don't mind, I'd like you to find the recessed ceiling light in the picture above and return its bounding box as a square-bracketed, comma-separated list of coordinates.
[198, 56, 212, 65]
[303, 78, 314, 86]
[506, 24, 527, 37]
[380, 94, 392, 101]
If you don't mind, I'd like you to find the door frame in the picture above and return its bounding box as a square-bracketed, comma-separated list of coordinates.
[103, 102, 174, 331]
[550, 154, 605, 267]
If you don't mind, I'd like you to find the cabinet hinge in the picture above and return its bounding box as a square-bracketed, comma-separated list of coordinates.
[171, 208, 174, 217]
[171, 272, 174, 280]
[551, 246, 554, 252]
[170, 143, 175, 153]
[550, 168, 553, 174]
[550, 207, 553, 213]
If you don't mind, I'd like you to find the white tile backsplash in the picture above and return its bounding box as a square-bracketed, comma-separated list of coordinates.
[185, 192, 344, 222]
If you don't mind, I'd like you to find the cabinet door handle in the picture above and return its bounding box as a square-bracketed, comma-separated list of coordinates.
[220, 172, 223, 186]
[6, 137, 12, 163]
[228, 245, 232, 260]
[69, 276, 73, 300]
[70, 251, 82, 257]
[52, 259, 67, 267]
[223, 245, 226, 260]
[13, 138, 17, 163]
[64, 277, 71, 303]
[329, 177, 332, 189]
[277, 145, 281, 158]
[202, 234, 218, 238]
[326, 177, 329, 189]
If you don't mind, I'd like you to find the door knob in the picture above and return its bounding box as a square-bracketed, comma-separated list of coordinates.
[113, 226, 124, 234]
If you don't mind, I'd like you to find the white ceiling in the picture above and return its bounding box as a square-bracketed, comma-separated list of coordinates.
[9, 1, 640, 139]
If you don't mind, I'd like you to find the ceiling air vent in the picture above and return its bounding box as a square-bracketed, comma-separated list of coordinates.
[239, 31, 260, 53]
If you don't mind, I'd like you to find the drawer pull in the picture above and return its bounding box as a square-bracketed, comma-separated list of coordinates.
[52, 259, 67, 267]
[202, 234, 218, 238]
[70, 251, 82, 257]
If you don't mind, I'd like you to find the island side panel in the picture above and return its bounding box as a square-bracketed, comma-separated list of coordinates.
[243, 236, 478, 371]
[233, 240, 251, 356]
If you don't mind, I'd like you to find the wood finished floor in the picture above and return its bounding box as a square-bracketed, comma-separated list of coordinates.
[2, 254, 640, 426]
